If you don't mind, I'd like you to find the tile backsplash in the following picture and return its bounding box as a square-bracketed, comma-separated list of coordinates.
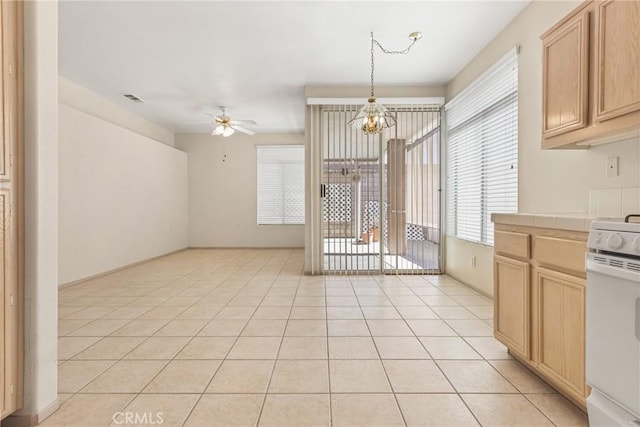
[589, 188, 640, 217]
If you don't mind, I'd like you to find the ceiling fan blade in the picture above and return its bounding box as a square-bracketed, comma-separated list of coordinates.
[230, 119, 257, 126]
[232, 125, 255, 136]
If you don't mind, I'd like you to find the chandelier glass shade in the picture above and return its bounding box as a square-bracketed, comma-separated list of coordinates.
[350, 97, 397, 135]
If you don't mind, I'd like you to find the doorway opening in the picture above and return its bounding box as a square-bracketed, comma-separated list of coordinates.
[321, 104, 442, 274]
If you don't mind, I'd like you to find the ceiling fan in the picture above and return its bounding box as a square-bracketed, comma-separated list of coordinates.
[210, 106, 257, 137]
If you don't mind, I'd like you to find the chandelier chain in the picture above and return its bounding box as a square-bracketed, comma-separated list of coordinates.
[372, 37, 419, 56]
[369, 31, 420, 98]
[370, 32, 375, 97]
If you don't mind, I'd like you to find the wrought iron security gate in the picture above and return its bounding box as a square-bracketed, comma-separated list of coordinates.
[321, 104, 442, 274]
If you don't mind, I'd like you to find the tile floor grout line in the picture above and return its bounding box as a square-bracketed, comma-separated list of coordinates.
[431, 358, 484, 426]
[253, 251, 300, 427]
[179, 249, 283, 426]
[423, 277, 487, 427]
[355, 276, 409, 427]
[379, 274, 490, 426]
[94, 257, 219, 427]
[65, 252, 255, 425]
[65, 390, 569, 395]
[324, 274, 333, 427]
[522, 393, 561, 426]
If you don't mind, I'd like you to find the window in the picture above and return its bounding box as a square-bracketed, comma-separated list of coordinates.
[445, 48, 518, 245]
[257, 145, 305, 225]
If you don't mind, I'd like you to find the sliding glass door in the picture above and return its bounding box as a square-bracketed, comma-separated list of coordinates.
[321, 104, 441, 274]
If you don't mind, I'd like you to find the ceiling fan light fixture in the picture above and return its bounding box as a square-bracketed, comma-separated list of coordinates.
[209, 106, 256, 137]
[222, 126, 235, 137]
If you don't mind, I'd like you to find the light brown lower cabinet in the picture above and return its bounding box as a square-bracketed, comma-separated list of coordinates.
[493, 224, 588, 411]
[494, 255, 530, 360]
[536, 267, 586, 402]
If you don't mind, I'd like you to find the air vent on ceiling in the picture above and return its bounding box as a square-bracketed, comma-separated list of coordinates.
[123, 94, 144, 103]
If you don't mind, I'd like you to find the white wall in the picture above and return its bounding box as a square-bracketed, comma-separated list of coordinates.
[59, 77, 175, 147]
[175, 133, 305, 248]
[59, 103, 188, 285]
[445, 237, 494, 296]
[444, 0, 640, 295]
[21, 0, 59, 421]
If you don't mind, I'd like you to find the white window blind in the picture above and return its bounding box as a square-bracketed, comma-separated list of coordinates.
[445, 48, 518, 245]
[257, 145, 305, 225]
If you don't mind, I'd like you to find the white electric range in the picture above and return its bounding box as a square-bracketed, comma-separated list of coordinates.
[586, 217, 640, 426]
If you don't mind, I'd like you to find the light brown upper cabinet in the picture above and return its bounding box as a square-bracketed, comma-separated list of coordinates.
[541, 0, 640, 149]
[542, 8, 590, 139]
[594, 1, 640, 122]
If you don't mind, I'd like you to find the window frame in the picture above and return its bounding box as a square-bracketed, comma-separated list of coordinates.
[256, 144, 305, 226]
[445, 49, 518, 246]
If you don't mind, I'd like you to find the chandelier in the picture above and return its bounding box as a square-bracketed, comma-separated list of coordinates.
[349, 31, 422, 135]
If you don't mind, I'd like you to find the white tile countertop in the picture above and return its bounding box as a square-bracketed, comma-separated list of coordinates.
[491, 213, 598, 232]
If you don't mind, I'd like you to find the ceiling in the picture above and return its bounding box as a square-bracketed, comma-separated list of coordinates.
[59, 1, 529, 135]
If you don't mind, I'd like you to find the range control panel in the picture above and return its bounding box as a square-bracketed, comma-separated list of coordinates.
[588, 230, 640, 257]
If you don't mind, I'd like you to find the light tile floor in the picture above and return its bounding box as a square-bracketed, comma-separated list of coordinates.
[43, 248, 589, 427]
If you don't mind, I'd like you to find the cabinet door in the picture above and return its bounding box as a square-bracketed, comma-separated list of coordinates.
[542, 9, 590, 138]
[494, 255, 530, 360]
[594, 0, 640, 122]
[536, 267, 586, 400]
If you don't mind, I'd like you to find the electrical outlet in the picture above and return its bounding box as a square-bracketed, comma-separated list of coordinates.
[471, 256, 477, 267]
[607, 156, 619, 177]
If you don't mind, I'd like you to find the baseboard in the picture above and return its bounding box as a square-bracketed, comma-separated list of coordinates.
[444, 272, 494, 299]
[59, 246, 306, 289]
[1, 398, 59, 427]
[59, 248, 188, 289]
[34, 399, 60, 425]
[188, 246, 305, 250]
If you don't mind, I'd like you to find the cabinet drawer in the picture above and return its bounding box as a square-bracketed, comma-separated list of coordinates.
[495, 231, 530, 259]
[533, 236, 586, 274]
